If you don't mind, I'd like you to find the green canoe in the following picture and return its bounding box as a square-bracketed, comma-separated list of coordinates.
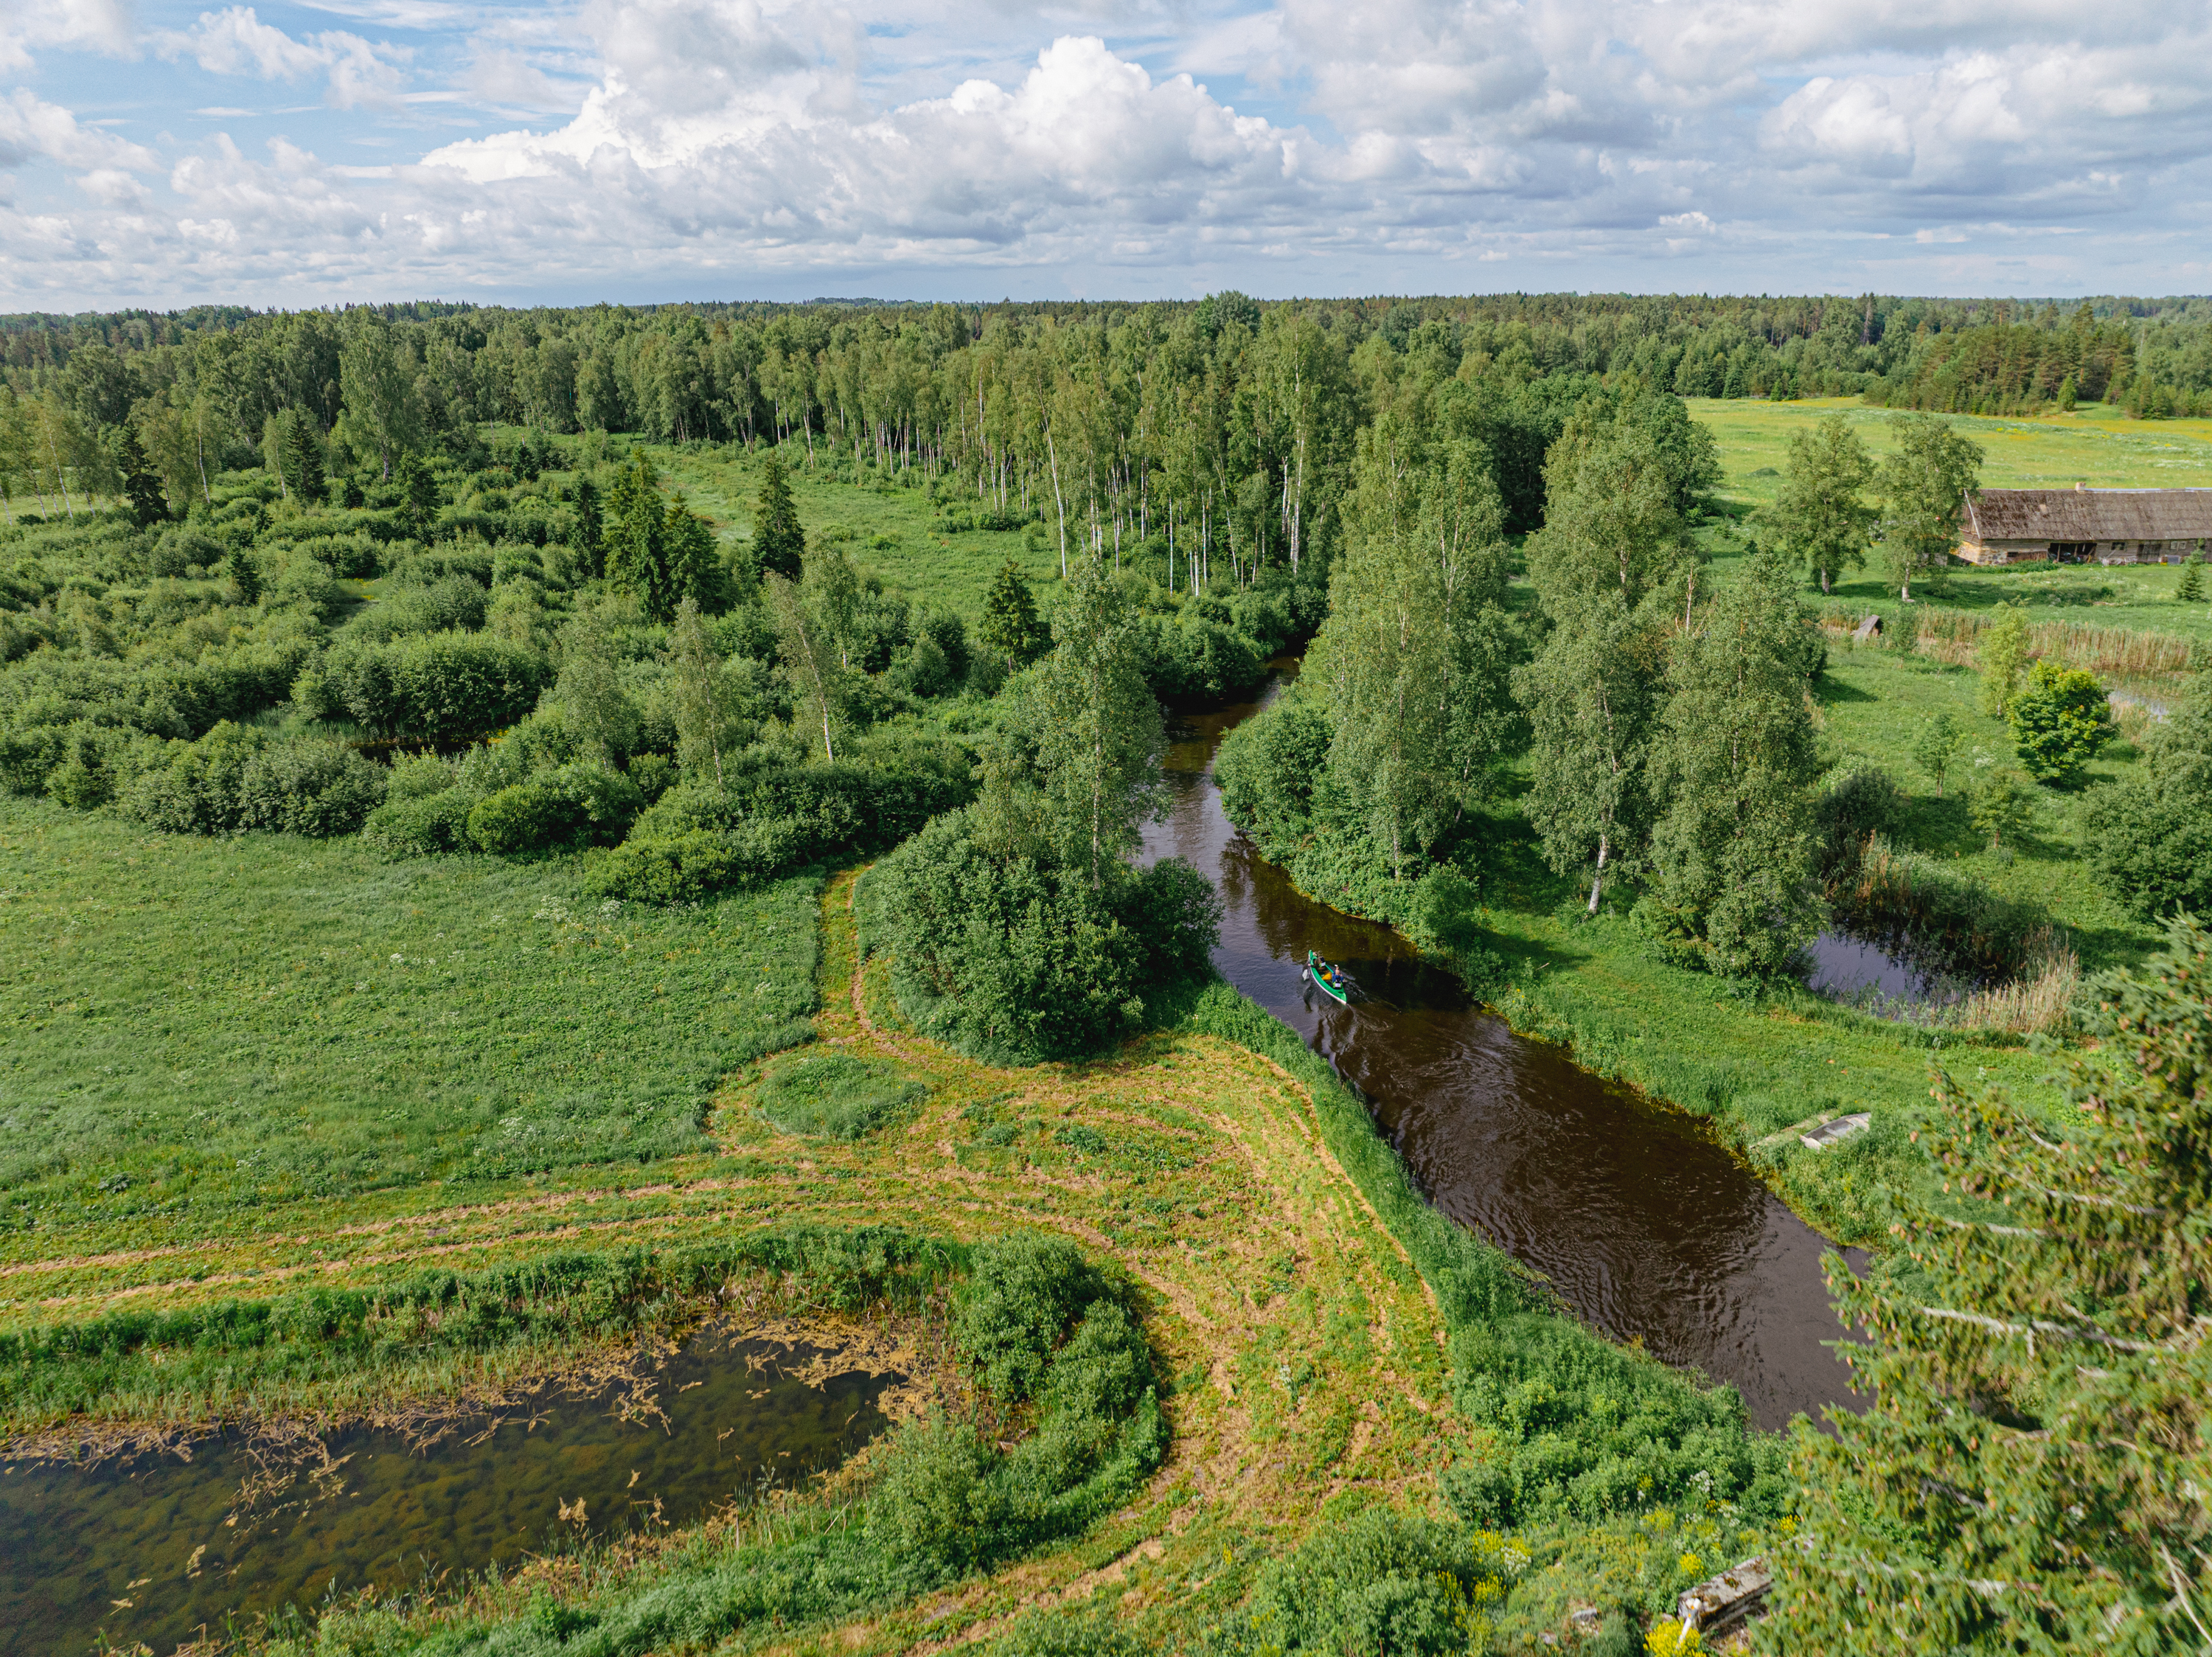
[1306, 950, 1350, 1004]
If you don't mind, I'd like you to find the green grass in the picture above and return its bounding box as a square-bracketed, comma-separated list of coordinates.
[0, 796, 821, 1237]
[1693, 397, 2212, 645]
[755, 1050, 926, 1140]
[655, 448, 1064, 623]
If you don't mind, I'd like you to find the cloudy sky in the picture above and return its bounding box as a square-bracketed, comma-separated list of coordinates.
[4, 0, 2211, 309]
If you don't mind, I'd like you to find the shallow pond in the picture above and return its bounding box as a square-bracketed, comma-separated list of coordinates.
[1804, 929, 1975, 1015]
[1142, 677, 1865, 1431]
[0, 1333, 896, 1657]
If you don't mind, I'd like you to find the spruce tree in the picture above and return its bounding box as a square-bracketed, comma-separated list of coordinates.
[980, 560, 1045, 664]
[116, 425, 167, 527]
[2179, 550, 2204, 605]
[1771, 920, 2212, 1654]
[604, 456, 669, 619]
[571, 476, 603, 576]
[753, 454, 804, 582]
[661, 494, 721, 619]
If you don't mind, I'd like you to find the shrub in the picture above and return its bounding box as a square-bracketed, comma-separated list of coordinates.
[305, 630, 551, 741]
[863, 1417, 1006, 1571]
[465, 761, 643, 855]
[1210, 1507, 1531, 1657]
[862, 808, 1221, 1063]
[755, 1051, 925, 1140]
[951, 1233, 1104, 1400]
[585, 828, 740, 902]
[2083, 751, 2212, 919]
[1812, 763, 1905, 878]
[361, 788, 473, 857]
[2007, 659, 2113, 785]
[989, 1610, 1138, 1657]
[117, 723, 387, 837]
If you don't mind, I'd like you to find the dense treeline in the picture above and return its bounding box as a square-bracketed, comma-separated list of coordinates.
[7, 292, 2212, 540]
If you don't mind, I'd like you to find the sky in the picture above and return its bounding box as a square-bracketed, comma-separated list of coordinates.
[4, 0, 2211, 310]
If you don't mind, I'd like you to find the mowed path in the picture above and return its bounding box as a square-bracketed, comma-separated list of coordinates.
[9, 869, 1466, 1646]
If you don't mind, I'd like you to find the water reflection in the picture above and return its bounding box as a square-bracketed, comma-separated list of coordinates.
[1143, 677, 1863, 1431]
[0, 1333, 896, 1657]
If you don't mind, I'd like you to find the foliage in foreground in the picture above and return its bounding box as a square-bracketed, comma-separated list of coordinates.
[1771, 920, 2212, 1653]
[271, 1233, 1164, 1657]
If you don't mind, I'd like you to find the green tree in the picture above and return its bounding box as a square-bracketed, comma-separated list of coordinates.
[1517, 590, 1665, 913]
[765, 571, 846, 761]
[223, 546, 262, 606]
[1026, 563, 1166, 888]
[552, 597, 640, 763]
[2009, 660, 2115, 785]
[1878, 414, 1983, 602]
[661, 494, 723, 616]
[337, 320, 421, 482]
[114, 423, 167, 527]
[1770, 920, 2212, 1654]
[1526, 397, 1698, 613]
[980, 560, 1046, 664]
[1978, 603, 2032, 717]
[396, 452, 441, 541]
[1644, 548, 1825, 976]
[571, 476, 603, 576]
[1770, 413, 1877, 594]
[666, 597, 738, 783]
[605, 455, 669, 619]
[2179, 549, 2204, 605]
[1970, 767, 2034, 849]
[2084, 678, 2212, 918]
[753, 454, 804, 581]
[1911, 709, 1963, 795]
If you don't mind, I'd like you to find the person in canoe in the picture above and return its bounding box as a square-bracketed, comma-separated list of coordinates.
[1306, 950, 1351, 1004]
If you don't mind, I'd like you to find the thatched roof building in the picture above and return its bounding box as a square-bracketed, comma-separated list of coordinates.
[1959, 487, 2212, 565]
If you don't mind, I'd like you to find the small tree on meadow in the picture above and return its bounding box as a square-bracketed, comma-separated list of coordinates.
[1978, 602, 2032, 718]
[1970, 767, 2034, 849]
[2009, 660, 2115, 785]
[980, 560, 1046, 664]
[2178, 549, 2204, 605]
[1771, 412, 1877, 594]
[1912, 709, 1963, 795]
[1768, 919, 2212, 1654]
[1878, 414, 1983, 602]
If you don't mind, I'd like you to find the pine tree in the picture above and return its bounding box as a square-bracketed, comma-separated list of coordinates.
[1770, 919, 2212, 1654]
[753, 454, 804, 582]
[980, 560, 1046, 664]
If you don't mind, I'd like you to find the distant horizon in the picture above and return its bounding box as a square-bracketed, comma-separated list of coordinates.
[9, 289, 2212, 323]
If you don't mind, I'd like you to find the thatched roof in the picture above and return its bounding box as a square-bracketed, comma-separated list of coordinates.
[1964, 488, 2212, 543]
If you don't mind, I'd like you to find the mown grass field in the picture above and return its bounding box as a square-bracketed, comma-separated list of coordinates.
[0, 797, 821, 1265]
[7, 861, 1748, 1653]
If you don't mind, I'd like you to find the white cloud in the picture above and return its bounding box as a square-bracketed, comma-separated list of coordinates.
[0, 90, 163, 173]
[0, 0, 136, 74]
[8, 0, 2212, 301]
[155, 6, 411, 108]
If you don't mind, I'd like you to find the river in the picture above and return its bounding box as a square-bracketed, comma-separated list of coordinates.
[1140, 682, 1864, 1431]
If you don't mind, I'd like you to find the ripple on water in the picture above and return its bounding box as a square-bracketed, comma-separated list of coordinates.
[0, 1333, 898, 1657]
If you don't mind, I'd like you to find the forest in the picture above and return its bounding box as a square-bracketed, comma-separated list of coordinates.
[1, 291, 2208, 1656]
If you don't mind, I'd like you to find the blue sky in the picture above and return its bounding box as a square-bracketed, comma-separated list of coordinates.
[5, 0, 2211, 309]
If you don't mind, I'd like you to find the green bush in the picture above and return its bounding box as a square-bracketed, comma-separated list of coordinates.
[1209, 1507, 1530, 1657]
[465, 762, 643, 855]
[361, 788, 474, 856]
[304, 629, 551, 741]
[863, 1417, 1007, 1570]
[585, 828, 739, 902]
[989, 1609, 1138, 1657]
[862, 808, 1221, 1063]
[2007, 659, 2114, 785]
[116, 723, 387, 837]
[2084, 757, 2212, 919]
[951, 1233, 1105, 1400]
[756, 1051, 925, 1140]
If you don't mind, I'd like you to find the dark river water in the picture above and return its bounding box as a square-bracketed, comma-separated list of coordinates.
[0, 1334, 894, 1657]
[1141, 681, 1863, 1431]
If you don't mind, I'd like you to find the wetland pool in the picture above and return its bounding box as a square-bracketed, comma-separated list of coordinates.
[0, 1333, 896, 1657]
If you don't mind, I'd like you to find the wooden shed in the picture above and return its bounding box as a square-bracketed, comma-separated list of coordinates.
[1959, 487, 2212, 566]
